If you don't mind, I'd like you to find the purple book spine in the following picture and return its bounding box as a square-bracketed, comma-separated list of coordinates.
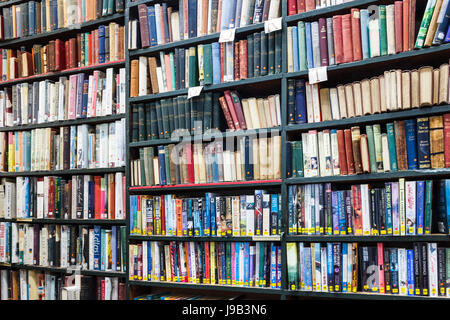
[249, 244, 255, 286]
[318, 18, 329, 66]
[76, 73, 85, 118]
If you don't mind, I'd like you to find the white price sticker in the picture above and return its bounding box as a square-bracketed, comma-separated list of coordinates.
[188, 86, 204, 99]
[308, 66, 328, 84]
[219, 28, 236, 43]
[264, 17, 283, 33]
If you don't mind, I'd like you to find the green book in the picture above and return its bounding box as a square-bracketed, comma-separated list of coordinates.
[172, 97, 179, 132]
[176, 96, 186, 132]
[247, 34, 254, 78]
[275, 30, 282, 74]
[293, 141, 304, 177]
[190, 97, 198, 135]
[131, 105, 139, 142]
[259, 242, 265, 286]
[373, 124, 383, 172]
[415, 0, 437, 48]
[424, 180, 433, 234]
[169, 52, 176, 90]
[145, 103, 152, 140]
[287, 243, 298, 290]
[260, 31, 268, 76]
[212, 92, 222, 131]
[107, 0, 114, 15]
[196, 94, 204, 133]
[85, 33, 89, 66]
[139, 148, 146, 185]
[149, 102, 158, 140]
[184, 97, 191, 133]
[161, 99, 170, 139]
[164, 145, 171, 185]
[253, 32, 261, 77]
[378, 5, 388, 56]
[203, 44, 213, 85]
[102, 0, 108, 16]
[365, 125, 378, 173]
[155, 101, 164, 139]
[297, 21, 307, 71]
[268, 32, 275, 75]
[226, 242, 231, 284]
[188, 47, 198, 87]
[386, 123, 398, 171]
[138, 103, 146, 141]
[203, 92, 212, 131]
[167, 99, 174, 136]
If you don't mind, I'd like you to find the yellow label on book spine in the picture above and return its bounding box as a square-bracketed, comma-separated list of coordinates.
[340, 230, 346, 235]
[380, 230, 386, 235]
[291, 284, 296, 290]
[388, 228, 392, 234]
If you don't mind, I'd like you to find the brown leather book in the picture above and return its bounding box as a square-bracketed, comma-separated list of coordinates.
[433, 68, 440, 105]
[168, 144, 177, 185]
[219, 96, 235, 130]
[341, 14, 353, 63]
[430, 115, 445, 169]
[12, 270, 19, 300]
[337, 130, 348, 175]
[332, 15, 344, 65]
[147, 57, 159, 94]
[234, 41, 240, 81]
[297, 0, 306, 13]
[239, 40, 248, 80]
[130, 59, 139, 97]
[76, 33, 82, 67]
[119, 25, 125, 60]
[351, 126, 363, 174]
[167, 6, 174, 43]
[319, 88, 332, 121]
[344, 128, 355, 174]
[47, 40, 55, 72]
[394, 120, 408, 170]
[360, 133, 370, 173]
[418, 66, 433, 106]
[138, 4, 150, 48]
[394, 1, 403, 53]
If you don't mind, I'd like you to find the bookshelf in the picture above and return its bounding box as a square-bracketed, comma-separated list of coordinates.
[0, 0, 128, 300]
[123, 0, 450, 301]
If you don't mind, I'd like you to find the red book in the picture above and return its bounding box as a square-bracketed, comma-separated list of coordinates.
[55, 39, 63, 71]
[176, 199, 183, 236]
[218, 96, 235, 130]
[332, 15, 344, 65]
[341, 14, 353, 63]
[160, 195, 166, 235]
[137, 243, 143, 280]
[204, 242, 210, 283]
[377, 243, 385, 293]
[229, 90, 247, 130]
[351, 9, 362, 61]
[186, 144, 195, 184]
[48, 177, 55, 218]
[138, 4, 150, 48]
[94, 176, 101, 219]
[94, 29, 99, 65]
[305, 0, 315, 12]
[394, 1, 403, 53]
[403, 0, 410, 51]
[318, 18, 329, 66]
[159, 6, 166, 44]
[101, 279, 105, 300]
[351, 185, 363, 234]
[219, 43, 224, 83]
[239, 40, 248, 79]
[288, 0, 298, 15]
[337, 129, 348, 175]
[444, 114, 450, 167]
[223, 90, 241, 130]
[65, 41, 71, 70]
[344, 129, 356, 174]
[234, 41, 240, 80]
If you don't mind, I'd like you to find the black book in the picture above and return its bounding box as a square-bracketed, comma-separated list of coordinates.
[161, 99, 170, 139]
[369, 188, 378, 235]
[48, 225, 55, 266]
[116, 226, 121, 271]
[247, 34, 254, 78]
[212, 92, 222, 131]
[179, 48, 186, 89]
[260, 31, 268, 76]
[438, 247, 446, 296]
[383, 247, 391, 294]
[167, 99, 175, 136]
[413, 242, 422, 295]
[149, 102, 158, 139]
[253, 32, 261, 77]
[319, 184, 325, 234]
[344, 190, 353, 234]
[203, 92, 212, 131]
[172, 97, 179, 132]
[286, 141, 292, 178]
[196, 95, 204, 133]
[275, 30, 282, 74]
[268, 32, 275, 75]
[80, 276, 97, 300]
[421, 243, 429, 296]
[177, 96, 186, 132]
[190, 97, 198, 135]
[131, 106, 139, 142]
[83, 228, 89, 269]
[154, 101, 164, 139]
[184, 96, 191, 133]
[137, 103, 146, 141]
[145, 103, 152, 140]
[360, 245, 370, 292]
[379, 188, 387, 234]
[174, 48, 180, 90]
[115, 0, 124, 12]
[333, 243, 342, 292]
[55, 225, 61, 267]
[76, 176, 83, 219]
[69, 226, 77, 265]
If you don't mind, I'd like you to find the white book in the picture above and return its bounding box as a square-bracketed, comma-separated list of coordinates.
[398, 248, 407, 295]
[299, 243, 304, 290]
[405, 181, 416, 235]
[342, 245, 348, 292]
[274, 94, 281, 126]
[368, 17, 380, 57]
[318, 131, 325, 177]
[308, 131, 319, 177]
[311, 84, 321, 123]
[381, 134, 391, 172]
[20, 269, 27, 300]
[322, 130, 332, 176]
[108, 122, 116, 168]
[347, 243, 353, 291]
[171, 12, 180, 42]
[240, 0, 251, 27]
[268, 0, 280, 19]
[311, 22, 321, 68]
[119, 68, 126, 114]
[302, 132, 310, 177]
[104, 68, 114, 115]
[246, 195, 255, 236]
[321, 247, 328, 292]
[306, 82, 314, 123]
[330, 130, 340, 175]
[428, 242, 438, 297]
[399, 178, 406, 235]
[111, 277, 119, 300]
[104, 277, 112, 300]
[386, 5, 396, 54]
[360, 184, 371, 235]
[329, 88, 341, 120]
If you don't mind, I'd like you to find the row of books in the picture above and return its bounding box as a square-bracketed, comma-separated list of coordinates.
[130, 30, 282, 96]
[130, 0, 281, 49]
[0, 271, 125, 300]
[0, 68, 126, 128]
[0, 120, 126, 172]
[287, 63, 450, 125]
[134, 292, 239, 300]
[287, 179, 449, 236]
[130, 92, 281, 143]
[129, 192, 282, 237]
[0, 173, 125, 220]
[0, 222, 126, 272]
[287, 0, 355, 16]
[287, 2, 420, 71]
[286, 116, 449, 179]
[416, 0, 450, 47]
[130, 136, 282, 186]
[0, 0, 124, 40]
[129, 241, 282, 289]
[287, 242, 450, 297]
[0, 23, 125, 81]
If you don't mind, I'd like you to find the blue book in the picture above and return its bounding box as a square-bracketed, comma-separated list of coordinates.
[360, 9, 370, 59]
[81, 79, 89, 118]
[386, 123, 398, 172]
[23, 177, 29, 217]
[342, 243, 347, 292]
[162, 3, 170, 43]
[129, 196, 135, 233]
[305, 22, 314, 69]
[25, 132, 31, 170]
[295, 79, 307, 124]
[193, 199, 200, 236]
[416, 117, 431, 169]
[434, 0, 450, 43]
[385, 183, 393, 234]
[147, 240, 152, 278]
[445, 24, 450, 42]
[88, 181, 94, 219]
[446, 180, 450, 233]
[406, 249, 414, 296]
[147, 6, 158, 46]
[270, 194, 279, 235]
[98, 26, 106, 64]
[111, 226, 117, 271]
[29, 1, 35, 35]
[188, 0, 197, 37]
[416, 181, 425, 234]
[326, 242, 334, 291]
[187, 198, 193, 236]
[52, 0, 58, 30]
[75, 74, 84, 118]
[244, 242, 250, 286]
[292, 26, 299, 72]
[270, 243, 277, 288]
[204, 195, 211, 236]
[331, 191, 339, 235]
[304, 247, 312, 290]
[93, 226, 101, 270]
[405, 119, 418, 170]
[253, 0, 264, 23]
[229, 0, 237, 28]
[154, 4, 163, 44]
[220, 0, 231, 30]
[212, 42, 221, 84]
[338, 191, 346, 234]
[157, 146, 167, 185]
[276, 246, 282, 288]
